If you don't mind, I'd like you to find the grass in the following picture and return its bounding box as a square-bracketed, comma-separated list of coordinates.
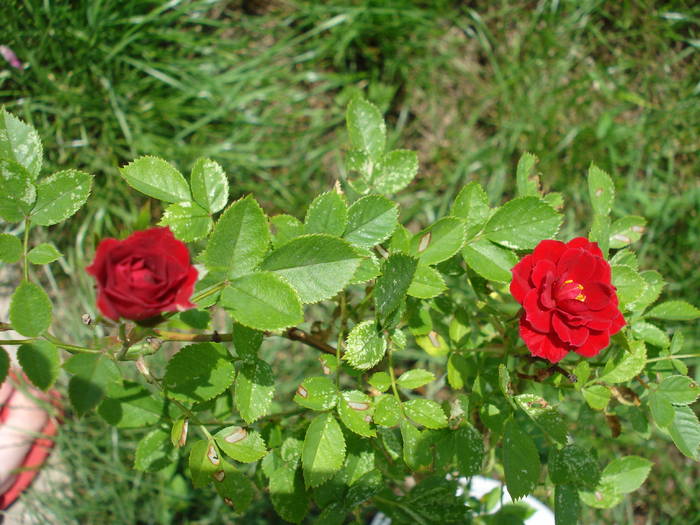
[1, 0, 699, 523]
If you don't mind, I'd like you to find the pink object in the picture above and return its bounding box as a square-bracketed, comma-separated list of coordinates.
[0, 46, 24, 70]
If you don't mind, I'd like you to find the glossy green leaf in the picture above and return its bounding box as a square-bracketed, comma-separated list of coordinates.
[346, 97, 385, 160]
[667, 406, 700, 460]
[582, 385, 611, 411]
[215, 426, 268, 463]
[302, 413, 346, 487]
[454, 425, 484, 476]
[204, 195, 269, 276]
[213, 461, 254, 513]
[600, 340, 646, 384]
[407, 264, 446, 299]
[658, 375, 700, 405]
[555, 484, 581, 525]
[462, 238, 518, 282]
[548, 445, 600, 490]
[235, 358, 275, 424]
[647, 300, 700, 321]
[343, 321, 387, 370]
[400, 420, 432, 470]
[343, 195, 398, 249]
[163, 343, 235, 403]
[119, 156, 190, 202]
[261, 234, 361, 303]
[135, 428, 173, 472]
[293, 376, 339, 411]
[626, 269, 664, 312]
[17, 340, 59, 391]
[649, 390, 674, 428]
[612, 265, 646, 306]
[451, 182, 490, 238]
[305, 191, 347, 236]
[396, 369, 435, 390]
[410, 217, 466, 265]
[27, 243, 62, 264]
[609, 215, 646, 249]
[587, 164, 615, 216]
[190, 157, 228, 213]
[350, 250, 381, 284]
[270, 214, 304, 248]
[374, 253, 418, 322]
[346, 469, 383, 508]
[631, 321, 670, 348]
[598, 456, 652, 494]
[189, 438, 219, 488]
[158, 201, 212, 242]
[0, 234, 22, 263]
[503, 419, 540, 500]
[0, 109, 42, 177]
[221, 272, 303, 331]
[31, 169, 92, 226]
[0, 159, 35, 222]
[516, 152, 539, 197]
[483, 196, 561, 250]
[64, 353, 121, 416]
[369, 372, 391, 392]
[374, 149, 418, 194]
[338, 390, 375, 437]
[269, 465, 309, 523]
[404, 399, 448, 429]
[589, 213, 610, 258]
[514, 394, 568, 444]
[98, 381, 165, 429]
[9, 281, 52, 337]
[374, 395, 401, 427]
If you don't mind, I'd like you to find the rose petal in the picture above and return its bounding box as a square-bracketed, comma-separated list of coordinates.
[532, 239, 567, 263]
[557, 248, 597, 282]
[575, 330, 609, 357]
[552, 313, 589, 347]
[566, 237, 603, 257]
[510, 255, 534, 304]
[524, 289, 552, 332]
[580, 282, 613, 310]
[531, 259, 556, 288]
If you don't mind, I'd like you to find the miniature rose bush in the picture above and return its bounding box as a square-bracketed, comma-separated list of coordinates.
[1, 102, 699, 524]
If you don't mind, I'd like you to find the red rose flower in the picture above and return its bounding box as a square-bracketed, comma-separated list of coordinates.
[86, 227, 198, 321]
[510, 237, 625, 363]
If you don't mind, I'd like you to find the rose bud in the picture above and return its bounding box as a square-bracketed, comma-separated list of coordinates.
[510, 237, 625, 363]
[86, 227, 198, 322]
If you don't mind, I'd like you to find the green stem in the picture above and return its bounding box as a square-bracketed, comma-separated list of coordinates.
[22, 218, 31, 281]
[647, 353, 700, 363]
[44, 333, 102, 354]
[387, 349, 406, 417]
[335, 292, 347, 389]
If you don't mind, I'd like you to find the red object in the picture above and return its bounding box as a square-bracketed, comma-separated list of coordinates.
[86, 227, 198, 321]
[510, 237, 625, 363]
[0, 382, 61, 510]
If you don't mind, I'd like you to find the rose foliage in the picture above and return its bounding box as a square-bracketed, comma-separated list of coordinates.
[1, 102, 699, 524]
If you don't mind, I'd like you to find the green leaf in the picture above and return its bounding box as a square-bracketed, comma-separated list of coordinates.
[483, 197, 561, 250]
[609, 215, 646, 249]
[516, 152, 540, 197]
[369, 372, 391, 392]
[407, 264, 446, 299]
[302, 413, 346, 487]
[179, 309, 211, 330]
[213, 461, 254, 513]
[647, 300, 700, 321]
[626, 270, 664, 312]
[410, 217, 466, 266]
[454, 425, 484, 476]
[135, 428, 173, 472]
[30, 169, 92, 226]
[170, 417, 188, 447]
[582, 385, 611, 411]
[0, 347, 9, 385]
[343, 321, 387, 371]
[611, 265, 646, 307]
[590, 213, 610, 258]
[346, 469, 383, 508]
[163, 343, 235, 403]
[374, 149, 418, 194]
[64, 353, 121, 416]
[343, 195, 398, 249]
[548, 445, 600, 490]
[667, 406, 700, 460]
[649, 391, 675, 428]
[374, 395, 401, 427]
[404, 399, 448, 429]
[188, 439, 219, 488]
[374, 253, 418, 322]
[215, 426, 268, 463]
[350, 251, 380, 284]
[587, 164, 615, 216]
[658, 375, 700, 405]
[27, 243, 62, 264]
[98, 381, 165, 429]
[0, 109, 42, 177]
[220, 272, 303, 331]
[270, 214, 304, 248]
[462, 238, 519, 283]
[598, 456, 652, 494]
[346, 98, 385, 160]
[158, 201, 212, 242]
[232, 323, 263, 360]
[293, 376, 339, 411]
[555, 484, 581, 525]
[514, 394, 568, 444]
[17, 340, 59, 391]
[269, 465, 309, 524]
[204, 195, 269, 276]
[260, 234, 362, 304]
[190, 157, 228, 213]
[400, 420, 432, 470]
[119, 156, 190, 203]
[397, 369, 435, 390]
[235, 358, 275, 424]
[600, 340, 646, 384]
[0, 159, 35, 222]
[503, 419, 540, 500]
[0, 233, 22, 263]
[305, 191, 347, 236]
[337, 390, 375, 437]
[452, 182, 490, 238]
[9, 281, 52, 337]
[631, 321, 670, 348]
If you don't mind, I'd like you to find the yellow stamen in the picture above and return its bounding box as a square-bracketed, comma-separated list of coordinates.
[575, 293, 586, 302]
[564, 279, 573, 284]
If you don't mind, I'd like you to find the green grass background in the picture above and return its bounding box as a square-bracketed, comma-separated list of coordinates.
[1, 0, 699, 523]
